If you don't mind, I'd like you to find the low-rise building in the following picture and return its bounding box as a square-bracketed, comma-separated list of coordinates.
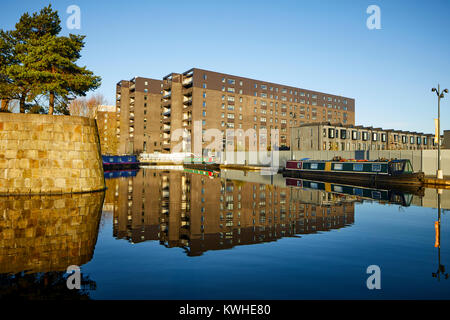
[444, 130, 450, 149]
[291, 122, 439, 151]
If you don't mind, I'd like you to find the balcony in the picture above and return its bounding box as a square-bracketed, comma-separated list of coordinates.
[162, 116, 171, 123]
[182, 77, 193, 88]
[183, 86, 193, 96]
[163, 124, 171, 132]
[183, 97, 192, 106]
[162, 81, 171, 90]
[163, 109, 171, 116]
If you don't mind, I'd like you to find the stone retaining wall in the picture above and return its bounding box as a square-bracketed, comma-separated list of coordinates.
[0, 113, 105, 194]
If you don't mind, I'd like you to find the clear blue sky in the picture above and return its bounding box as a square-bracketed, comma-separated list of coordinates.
[1, 0, 450, 134]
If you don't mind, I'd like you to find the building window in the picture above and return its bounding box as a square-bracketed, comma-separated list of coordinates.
[328, 128, 334, 138]
[203, 83, 207, 89]
[362, 132, 368, 141]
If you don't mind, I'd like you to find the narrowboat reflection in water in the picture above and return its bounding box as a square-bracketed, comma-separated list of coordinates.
[286, 177, 415, 207]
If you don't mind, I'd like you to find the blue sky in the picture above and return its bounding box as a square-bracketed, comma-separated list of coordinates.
[1, 0, 450, 134]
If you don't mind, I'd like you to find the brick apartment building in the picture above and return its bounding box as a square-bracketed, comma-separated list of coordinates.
[116, 77, 163, 154]
[96, 105, 118, 155]
[116, 68, 355, 155]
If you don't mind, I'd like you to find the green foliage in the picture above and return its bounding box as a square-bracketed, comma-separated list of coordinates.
[0, 4, 101, 114]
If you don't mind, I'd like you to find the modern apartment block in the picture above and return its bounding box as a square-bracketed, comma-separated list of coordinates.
[116, 77, 162, 154]
[160, 68, 355, 155]
[96, 105, 118, 155]
[291, 122, 439, 151]
[116, 68, 355, 155]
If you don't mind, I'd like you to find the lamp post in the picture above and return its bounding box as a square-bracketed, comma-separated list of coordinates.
[432, 85, 448, 179]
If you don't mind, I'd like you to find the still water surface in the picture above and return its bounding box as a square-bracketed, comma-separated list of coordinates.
[1, 168, 449, 299]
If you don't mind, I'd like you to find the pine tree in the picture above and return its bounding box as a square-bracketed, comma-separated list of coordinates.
[0, 5, 101, 114]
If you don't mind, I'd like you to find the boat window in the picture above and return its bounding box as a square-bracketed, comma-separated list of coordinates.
[372, 164, 382, 172]
[404, 161, 413, 173]
[353, 188, 363, 196]
[353, 163, 364, 171]
[390, 161, 405, 173]
[372, 191, 381, 199]
[334, 163, 343, 170]
[311, 163, 318, 169]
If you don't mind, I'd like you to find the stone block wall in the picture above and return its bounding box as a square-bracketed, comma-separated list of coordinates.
[0, 191, 104, 274]
[0, 113, 106, 194]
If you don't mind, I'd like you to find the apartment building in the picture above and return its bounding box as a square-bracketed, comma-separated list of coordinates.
[291, 122, 439, 151]
[116, 77, 163, 154]
[96, 105, 118, 155]
[117, 68, 355, 155]
[160, 68, 355, 155]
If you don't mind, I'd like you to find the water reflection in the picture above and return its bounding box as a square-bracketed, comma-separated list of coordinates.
[0, 192, 104, 298]
[106, 169, 356, 256]
[433, 192, 449, 281]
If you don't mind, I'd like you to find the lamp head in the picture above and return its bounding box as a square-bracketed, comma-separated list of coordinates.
[444, 89, 449, 94]
[432, 88, 437, 92]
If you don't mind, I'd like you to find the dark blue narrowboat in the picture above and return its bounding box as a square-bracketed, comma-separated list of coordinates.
[283, 158, 424, 186]
[102, 155, 140, 170]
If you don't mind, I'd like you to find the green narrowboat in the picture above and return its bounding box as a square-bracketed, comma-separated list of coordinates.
[283, 159, 424, 186]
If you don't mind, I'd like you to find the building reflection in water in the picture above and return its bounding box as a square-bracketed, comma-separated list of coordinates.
[0, 192, 104, 299]
[107, 169, 355, 256]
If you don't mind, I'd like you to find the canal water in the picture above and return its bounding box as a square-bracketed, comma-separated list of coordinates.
[1, 168, 449, 299]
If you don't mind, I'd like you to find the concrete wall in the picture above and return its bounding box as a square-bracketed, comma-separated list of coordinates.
[0, 191, 104, 274]
[0, 113, 105, 194]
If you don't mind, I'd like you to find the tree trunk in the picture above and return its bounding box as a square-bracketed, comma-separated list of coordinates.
[49, 91, 54, 115]
[19, 95, 26, 113]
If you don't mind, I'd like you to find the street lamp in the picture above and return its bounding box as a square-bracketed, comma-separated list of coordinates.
[431, 85, 448, 179]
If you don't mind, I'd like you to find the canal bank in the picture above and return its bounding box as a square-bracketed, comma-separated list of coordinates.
[0, 113, 106, 195]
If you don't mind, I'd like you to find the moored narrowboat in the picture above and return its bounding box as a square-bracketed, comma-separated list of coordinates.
[102, 155, 140, 170]
[283, 158, 424, 186]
